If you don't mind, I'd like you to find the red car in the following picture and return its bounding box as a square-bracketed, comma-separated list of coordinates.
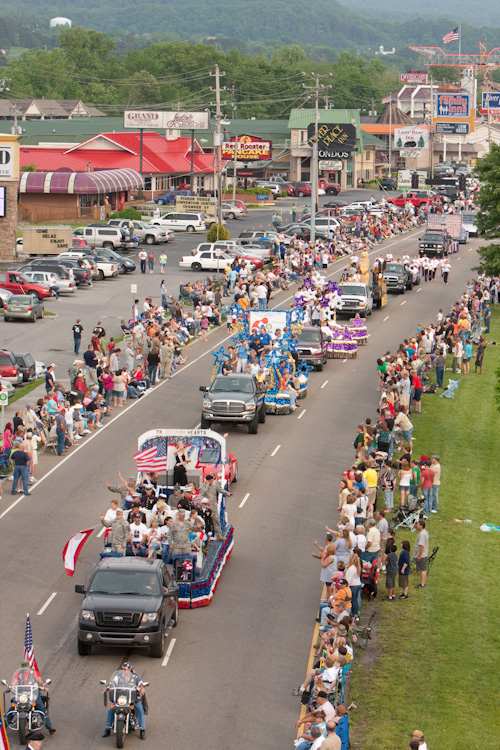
[225, 248, 264, 269]
[0, 270, 53, 299]
[197, 447, 238, 484]
[318, 178, 341, 195]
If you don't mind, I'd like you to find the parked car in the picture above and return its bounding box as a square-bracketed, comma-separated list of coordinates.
[0, 378, 15, 396]
[23, 258, 90, 286]
[179, 249, 234, 272]
[318, 178, 341, 195]
[0, 289, 13, 308]
[14, 352, 36, 382]
[154, 189, 191, 205]
[57, 252, 119, 279]
[4, 294, 45, 322]
[193, 241, 266, 263]
[224, 247, 263, 269]
[253, 181, 282, 196]
[221, 202, 247, 219]
[0, 270, 52, 299]
[0, 349, 23, 384]
[151, 212, 207, 232]
[107, 219, 171, 244]
[238, 230, 292, 246]
[223, 199, 248, 214]
[379, 176, 397, 189]
[21, 270, 77, 294]
[289, 182, 311, 197]
[73, 225, 136, 251]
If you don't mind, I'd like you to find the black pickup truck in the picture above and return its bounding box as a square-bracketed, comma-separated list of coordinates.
[75, 557, 178, 658]
[418, 230, 450, 258]
[384, 261, 413, 294]
[200, 373, 267, 434]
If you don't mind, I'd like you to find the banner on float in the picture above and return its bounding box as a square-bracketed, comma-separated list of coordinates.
[249, 310, 287, 334]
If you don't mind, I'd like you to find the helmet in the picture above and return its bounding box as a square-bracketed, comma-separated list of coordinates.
[122, 662, 132, 670]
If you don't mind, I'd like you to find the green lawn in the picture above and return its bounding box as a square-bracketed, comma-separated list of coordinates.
[350, 308, 500, 750]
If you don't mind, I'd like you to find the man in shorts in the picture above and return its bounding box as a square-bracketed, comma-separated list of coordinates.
[414, 520, 429, 588]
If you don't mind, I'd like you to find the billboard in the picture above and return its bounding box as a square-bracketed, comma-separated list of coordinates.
[435, 122, 469, 135]
[482, 92, 500, 110]
[307, 123, 356, 151]
[435, 94, 470, 118]
[394, 127, 429, 150]
[175, 196, 216, 216]
[221, 135, 271, 161]
[124, 110, 210, 130]
[427, 213, 463, 240]
[397, 170, 427, 189]
[399, 71, 428, 84]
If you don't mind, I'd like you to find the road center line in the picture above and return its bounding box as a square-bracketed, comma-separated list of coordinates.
[321, 380, 328, 389]
[342, 358, 347, 363]
[162, 637, 176, 667]
[239, 493, 250, 509]
[97, 527, 106, 538]
[37, 592, 57, 616]
[271, 444, 281, 457]
[457, 256, 462, 261]
[417, 288, 422, 292]
[298, 409, 306, 420]
[383, 315, 390, 321]
[400, 300, 406, 306]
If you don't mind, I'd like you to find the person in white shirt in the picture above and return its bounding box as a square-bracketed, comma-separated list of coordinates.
[128, 518, 148, 555]
[104, 499, 119, 523]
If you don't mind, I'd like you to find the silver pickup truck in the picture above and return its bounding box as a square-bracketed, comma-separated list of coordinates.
[200, 373, 267, 434]
[338, 282, 373, 317]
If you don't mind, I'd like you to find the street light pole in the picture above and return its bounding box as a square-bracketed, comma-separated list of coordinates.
[232, 135, 238, 202]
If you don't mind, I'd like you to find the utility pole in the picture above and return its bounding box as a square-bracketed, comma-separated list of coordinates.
[210, 64, 226, 240]
[430, 78, 434, 175]
[302, 72, 332, 245]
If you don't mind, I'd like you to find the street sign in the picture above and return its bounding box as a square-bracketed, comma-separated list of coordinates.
[214, 249, 223, 257]
[400, 149, 422, 158]
[319, 160, 343, 171]
[482, 92, 500, 110]
[435, 122, 470, 135]
[436, 93, 470, 118]
[256, 194, 270, 201]
[130, 284, 137, 294]
[176, 196, 216, 216]
[0, 391, 8, 406]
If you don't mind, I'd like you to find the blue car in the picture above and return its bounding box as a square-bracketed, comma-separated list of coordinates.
[154, 190, 191, 205]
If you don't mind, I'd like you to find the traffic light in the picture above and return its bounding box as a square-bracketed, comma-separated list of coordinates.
[411, 172, 419, 189]
[458, 174, 466, 192]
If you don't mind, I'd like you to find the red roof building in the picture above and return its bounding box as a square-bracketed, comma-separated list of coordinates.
[19, 131, 215, 195]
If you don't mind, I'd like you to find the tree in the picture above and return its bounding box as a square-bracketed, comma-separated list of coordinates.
[474, 143, 500, 274]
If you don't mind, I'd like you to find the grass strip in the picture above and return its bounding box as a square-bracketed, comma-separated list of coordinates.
[349, 307, 500, 750]
[9, 378, 45, 405]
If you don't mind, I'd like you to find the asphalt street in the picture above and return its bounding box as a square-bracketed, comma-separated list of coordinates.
[0, 200, 481, 750]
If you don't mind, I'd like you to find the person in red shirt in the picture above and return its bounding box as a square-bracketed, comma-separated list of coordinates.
[411, 373, 423, 413]
[420, 461, 434, 515]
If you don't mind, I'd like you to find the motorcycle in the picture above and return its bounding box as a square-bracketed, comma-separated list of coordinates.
[101, 671, 149, 748]
[2, 672, 51, 744]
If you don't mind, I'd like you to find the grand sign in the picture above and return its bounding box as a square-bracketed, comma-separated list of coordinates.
[318, 149, 350, 160]
[399, 71, 428, 84]
[435, 94, 470, 118]
[124, 110, 210, 130]
[307, 123, 356, 152]
[221, 135, 271, 161]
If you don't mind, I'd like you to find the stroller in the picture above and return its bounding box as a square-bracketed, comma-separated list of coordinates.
[361, 559, 378, 598]
[389, 497, 425, 531]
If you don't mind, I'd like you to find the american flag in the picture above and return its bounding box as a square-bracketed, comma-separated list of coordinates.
[24, 614, 40, 678]
[133, 442, 167, 472]
[0, 698, 10, 750]
[443, 27, 459, 44]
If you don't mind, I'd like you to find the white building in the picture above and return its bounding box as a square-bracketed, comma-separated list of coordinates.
[50, 17, 72, 28]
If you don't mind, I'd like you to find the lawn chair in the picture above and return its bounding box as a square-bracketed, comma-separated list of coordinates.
[352, 611, 375, 650]
[393, 503, 425, 532]
[427, 546, 439, 573]
[440, 379, 460, 399]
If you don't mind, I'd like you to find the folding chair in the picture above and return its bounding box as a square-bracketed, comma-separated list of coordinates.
[440, 379, 460, 399]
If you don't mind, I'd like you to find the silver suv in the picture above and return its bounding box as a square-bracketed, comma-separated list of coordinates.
[74, 225, 136, 251]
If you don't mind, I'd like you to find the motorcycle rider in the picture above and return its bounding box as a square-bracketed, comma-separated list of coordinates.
[102, 662, 146, 740]
[9, 660, 56, 735]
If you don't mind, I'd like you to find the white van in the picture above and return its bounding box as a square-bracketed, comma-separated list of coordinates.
[150, 212, 208, 233]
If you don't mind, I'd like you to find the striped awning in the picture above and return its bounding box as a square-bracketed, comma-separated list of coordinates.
[18, 168, 144, 194]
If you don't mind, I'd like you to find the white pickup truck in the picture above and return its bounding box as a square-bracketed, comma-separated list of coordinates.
[58, 251, 119, 279]
[337, 282, 373, 318]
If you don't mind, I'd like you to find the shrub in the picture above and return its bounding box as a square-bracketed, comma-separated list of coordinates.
[110, 207, 141, 220]
[206, 224, 230, 242]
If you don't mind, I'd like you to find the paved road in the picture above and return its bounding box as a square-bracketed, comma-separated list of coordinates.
[0, 223, 479, 749]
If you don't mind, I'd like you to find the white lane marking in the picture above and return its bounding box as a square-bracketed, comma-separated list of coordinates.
[239, 492, 250, 509]
[401, 300, 406, 306]
[321, 380, 328, 389]
[162, 637, 176, 667]
[298, 409, 306, 419]
[417, 288, 422, 292]
[366, 333, 371, 338]
[37, 592, 57, 616]
[342, 358, 347, 363]
[457, 256, 462, 261]
[383, 315, 390, 321]
[97, 527, 106, 538]
[0, 494, 26, 520]
[468, 248, 472, 252]
[271, 444, 281, 457]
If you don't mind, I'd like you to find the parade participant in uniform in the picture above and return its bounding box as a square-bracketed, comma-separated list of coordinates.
[167, 508, 197, 554]
[198, 474, 233, 541]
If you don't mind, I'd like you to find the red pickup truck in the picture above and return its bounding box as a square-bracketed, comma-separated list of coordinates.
[318, 178, 341, 195]
[386, 191, 430, 208]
